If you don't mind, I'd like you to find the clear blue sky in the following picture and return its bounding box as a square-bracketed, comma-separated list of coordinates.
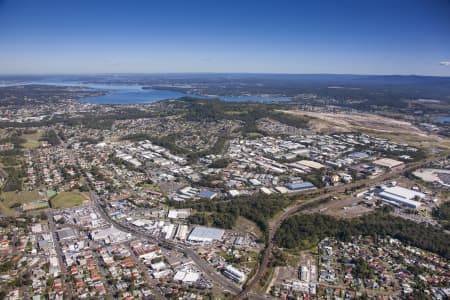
[0, 0, 449, 75]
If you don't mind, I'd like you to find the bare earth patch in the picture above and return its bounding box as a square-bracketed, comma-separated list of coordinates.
[280, 110, 426, 135]
[279, 109, 450, 150]
[305, 196, 373, 219]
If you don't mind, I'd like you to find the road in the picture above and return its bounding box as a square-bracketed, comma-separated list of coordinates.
[91, 192, 241, 294]
[56, 129, 447, 299]
[55, 131, 242, 296]
[126, 242, 166, 300]
[47, 211, 74, 300]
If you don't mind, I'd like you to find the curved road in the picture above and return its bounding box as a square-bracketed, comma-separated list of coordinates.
[237, 155, 446, 299]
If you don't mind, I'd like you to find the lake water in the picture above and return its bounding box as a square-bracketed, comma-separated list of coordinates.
[78, 85, 290, 104]
[79, 87, 192, 104]
[0, 80, 290, 104]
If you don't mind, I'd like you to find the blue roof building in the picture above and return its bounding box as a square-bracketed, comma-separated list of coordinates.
[198, 190, 217, 199]
[285, 181, 316, 191]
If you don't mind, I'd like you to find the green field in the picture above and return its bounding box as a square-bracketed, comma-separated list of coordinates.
[22, 131, 43, 149]
[47, 190, 57, 199]
[50, 192, 88, 209]
[0, 190, 43, 216]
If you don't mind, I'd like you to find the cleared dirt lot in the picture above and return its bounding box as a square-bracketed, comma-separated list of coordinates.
[305, 196, 373, 219]
[280, 109, 450, 150]
[280, 109, 426, 135]
[413, 168, 450, 184]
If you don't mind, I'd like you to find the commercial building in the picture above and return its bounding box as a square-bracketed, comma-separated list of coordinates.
[56, 228, 76, 241]
[173, 271, 200, 283]
[90, 226, 131, 244]
[187, 226, 224, 243]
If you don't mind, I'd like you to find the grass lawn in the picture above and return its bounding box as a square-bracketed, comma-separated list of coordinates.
[0, 190, 43, 216]
[22, 131, 43, 149]
[245, 132, 264, 139]
[46, 190, 57, 199]
[50, 191, 88, 209]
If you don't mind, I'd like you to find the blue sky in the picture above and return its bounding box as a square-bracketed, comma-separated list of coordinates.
[0, 0, 449, 75]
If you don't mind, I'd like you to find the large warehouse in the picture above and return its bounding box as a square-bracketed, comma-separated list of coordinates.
[377, 185, 424, 209]
[187, 226, 225, 243]
[285, 181, 317, 192]
[373, 158, 404, 169]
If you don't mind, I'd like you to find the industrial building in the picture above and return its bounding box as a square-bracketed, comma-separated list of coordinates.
[175, 225, 189, 240]
[373, 158, 404, 169]
[377, 185, 424, 209]
[167, 208, 191, 219]
[197, 190, 217, 199]
[285, 181, 316, 192]
[297, 160, 326, 170]
[223, 265, 246, 283]
[187, 226, 225, 243]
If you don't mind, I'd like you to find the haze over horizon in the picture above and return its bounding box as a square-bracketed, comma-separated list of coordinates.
[0, 0, 449, 76]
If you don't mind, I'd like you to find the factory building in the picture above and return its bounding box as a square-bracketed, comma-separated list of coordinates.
[223, 265, 246, 283]
[285, 181, 316, 192]
[187, 226, 225, 243]
[373, 158, 404, 169]
[197, 190, 217, 200]
[377, 185, 424, 209]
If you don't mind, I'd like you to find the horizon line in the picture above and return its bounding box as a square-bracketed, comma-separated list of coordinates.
[1, 72, 450, 78]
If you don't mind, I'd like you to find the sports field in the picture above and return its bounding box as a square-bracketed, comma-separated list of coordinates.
[50, 192, 89, 209]
[0, 190, 42, 216]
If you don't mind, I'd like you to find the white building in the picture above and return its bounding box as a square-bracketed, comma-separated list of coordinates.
[187, 226, 224, 243]
[223, 265, 246, 283]
[377, 185, 424, 209]
[175, 225, 189, 240]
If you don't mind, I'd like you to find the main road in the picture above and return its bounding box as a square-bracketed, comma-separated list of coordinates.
[56, 129, 446, 299]
[59, 136, 241, 296]
[47, 210, 74, 300]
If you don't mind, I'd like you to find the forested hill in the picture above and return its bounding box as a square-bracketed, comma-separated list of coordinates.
[274, 211, 450, 260]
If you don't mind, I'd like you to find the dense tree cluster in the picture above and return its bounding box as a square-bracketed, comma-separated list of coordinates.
[170, 194, 292, 235]
[122, 133, 187, 155]
[352, 258, 375, 279]
[176, 98, 311, 132]
[39, 129, 60, 146]
[433, 201, 450, 230]
[275, 210, 450, 259]
[188, 212, 236, 229]
[208, 158, 230, 169]
[2, 174, 22, 191]
[0, 133, 26, 150]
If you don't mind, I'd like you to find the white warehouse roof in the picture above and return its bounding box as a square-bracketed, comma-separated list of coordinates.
[381, 186, 425, 200]
[188, 226, 224, 242]
[378, 186, 424, 209]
